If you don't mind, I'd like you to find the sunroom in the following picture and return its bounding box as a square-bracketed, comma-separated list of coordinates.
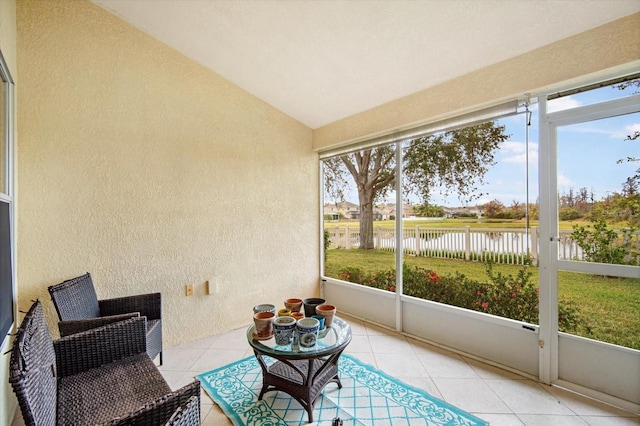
[1, 0, 639, 424]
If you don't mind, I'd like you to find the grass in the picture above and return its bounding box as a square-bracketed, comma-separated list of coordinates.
[325, 248, 640, 350]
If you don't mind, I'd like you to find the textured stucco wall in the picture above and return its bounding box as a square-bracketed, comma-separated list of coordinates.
[314, 12, 640, 150]
[16, 0, 317, 347]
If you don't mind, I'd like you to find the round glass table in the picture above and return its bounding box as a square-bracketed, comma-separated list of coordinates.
[246, 316, 352, 423]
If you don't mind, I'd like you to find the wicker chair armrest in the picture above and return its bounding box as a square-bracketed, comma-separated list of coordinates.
[165, 395, 200, 426]
[103, 380, 201, 426]
[58, 312, 140, 337]
[100, 292, 161, 320]
[54, 316, 148, 378]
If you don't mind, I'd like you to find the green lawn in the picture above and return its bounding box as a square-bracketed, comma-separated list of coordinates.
[325, 248, 640, 350]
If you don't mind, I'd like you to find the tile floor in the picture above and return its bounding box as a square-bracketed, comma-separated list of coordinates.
[10, 314, 640, 425]
[158, 314, 640, 426]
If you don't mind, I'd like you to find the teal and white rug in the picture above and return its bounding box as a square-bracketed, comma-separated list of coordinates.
[196, 354, 488, 425]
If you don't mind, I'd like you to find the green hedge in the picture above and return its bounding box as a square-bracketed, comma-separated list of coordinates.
[337, 262, 582, 332]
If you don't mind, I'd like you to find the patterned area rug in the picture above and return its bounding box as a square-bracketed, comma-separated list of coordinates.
[196, 354, 488, 425]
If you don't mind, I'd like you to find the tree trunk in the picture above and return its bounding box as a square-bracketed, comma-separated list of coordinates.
[358, 188, 375, 249]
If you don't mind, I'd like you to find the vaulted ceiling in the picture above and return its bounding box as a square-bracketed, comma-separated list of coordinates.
[93, 0, 640, 129]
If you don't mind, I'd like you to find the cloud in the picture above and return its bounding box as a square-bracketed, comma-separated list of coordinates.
[563, 122, 640, 140]
[613, 123, 640, 140]
[500, 141, 538, 164]
[500, 141, 525, 154]
[557, 173, 574, 189]
[547, 96, 582, 113]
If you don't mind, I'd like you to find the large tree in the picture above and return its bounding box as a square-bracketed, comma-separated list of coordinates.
[324, 122, 510, 249]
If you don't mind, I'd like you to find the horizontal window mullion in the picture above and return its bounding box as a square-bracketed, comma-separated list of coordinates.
[319, 99, 520, 160]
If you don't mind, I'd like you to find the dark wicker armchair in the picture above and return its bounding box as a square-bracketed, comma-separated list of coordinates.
[9, 300, 200, 426]
[48, 272, 163, 364]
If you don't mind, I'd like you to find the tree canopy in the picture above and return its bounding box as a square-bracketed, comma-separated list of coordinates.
[324, 122, 510, 248]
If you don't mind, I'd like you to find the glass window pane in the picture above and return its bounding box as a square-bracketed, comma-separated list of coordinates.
[400, 115, 541, 325]
[556, 112, 640, 349]
[322, 146, 397, 290]
[557, 112, 640, 265]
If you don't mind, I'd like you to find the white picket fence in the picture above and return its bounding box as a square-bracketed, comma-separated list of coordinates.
[326, 226, 640, 266]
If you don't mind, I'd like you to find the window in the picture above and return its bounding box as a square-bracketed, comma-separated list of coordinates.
[320, 101, 543, 325]
[549, 76, 640, 349]
[0, 49, 15, 343]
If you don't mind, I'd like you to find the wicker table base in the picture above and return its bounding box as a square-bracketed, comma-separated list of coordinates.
[254, 350, 345, 423]
[247, 316, 352, 423]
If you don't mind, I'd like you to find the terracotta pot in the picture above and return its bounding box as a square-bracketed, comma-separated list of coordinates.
[253, 311, 275, 339]
[291, 312, 305, 321]
[315, 304, 336, 327]
[284, 298, 303, 313]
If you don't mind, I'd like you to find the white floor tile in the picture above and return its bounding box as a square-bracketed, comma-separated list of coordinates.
[415, 349, 479, 379]
[344, 333, 372, 353]
[375, 352, 429, 378]
[517, 414, 590, 425]
[159, 347, 207, 371]
[189, 348, 249, 372]
[368, 334, 413, 353]
[486, 379, 575, 415]
[399, 376, 444, 400]
[545, 385, 638, 417]
[464, 356, 529, 380]
[478, 413, 525, 425]
[364, 322, 395, 336]
[581, 415, 640, 425]
[339, 314, 368, 335]
[432, 377, 512, 414]
[348, 351, 377, 367]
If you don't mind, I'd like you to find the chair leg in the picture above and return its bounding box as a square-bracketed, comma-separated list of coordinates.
[159, 351, 163, 366]
[306, 405, 314, 423]
[258, 384, 269, 400]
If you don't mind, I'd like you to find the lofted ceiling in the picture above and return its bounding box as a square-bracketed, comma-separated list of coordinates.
[93, 0, 640, 129]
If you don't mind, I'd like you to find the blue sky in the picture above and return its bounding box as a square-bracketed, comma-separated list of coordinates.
[429, 85, 639, 207]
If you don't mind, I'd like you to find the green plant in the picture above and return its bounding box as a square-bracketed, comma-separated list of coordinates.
[559, 207, 582, 221]
[334, 260, 584, 333]
[571, 217, 637, 265]
[326, 248, 639, 348]
[323, 229, 331, 262]
[558, 300, 585, 334]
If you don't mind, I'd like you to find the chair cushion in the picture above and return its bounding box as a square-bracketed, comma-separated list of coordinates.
[57, 353, 171, 424]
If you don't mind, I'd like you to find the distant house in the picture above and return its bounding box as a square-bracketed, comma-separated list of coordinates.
[324, 201, 415, 221]
[323, 201, 359, 220]
[442, 206, 484, 218]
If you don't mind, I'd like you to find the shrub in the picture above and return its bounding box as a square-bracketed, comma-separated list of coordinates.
[323, 229, 331, 262]
[336, 267, 368, 285]
[571, 218, 637, 265]
[336, 261, 583, 332]
[559, 207, 582, 221]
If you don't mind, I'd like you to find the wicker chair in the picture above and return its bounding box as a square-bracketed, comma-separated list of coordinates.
[48, 272, 163, 365]
[9, 300, 200, 426]
[164, 396, 201, 426]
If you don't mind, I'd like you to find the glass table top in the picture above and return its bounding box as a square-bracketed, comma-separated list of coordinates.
[247, 316, 351, 357]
